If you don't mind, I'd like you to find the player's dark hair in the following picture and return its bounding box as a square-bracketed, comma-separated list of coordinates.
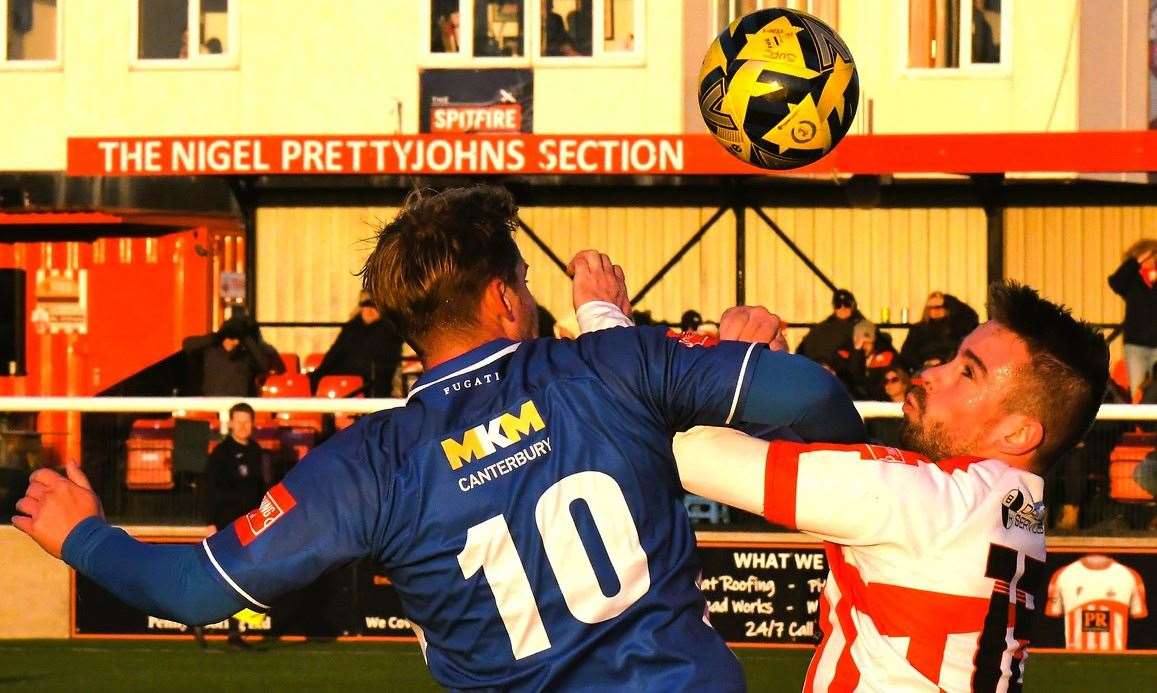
[360, 185, 521, 354]
[229, 402, 255, 419]
[987, 282, 1108, 473]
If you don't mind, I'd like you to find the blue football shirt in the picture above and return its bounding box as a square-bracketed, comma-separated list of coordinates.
[204, 326, 772, 690]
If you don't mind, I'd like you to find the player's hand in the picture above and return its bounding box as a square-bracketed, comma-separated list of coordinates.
[12, 461, 104, 559]
[568, 250, 631, 315]
[719, 306, 788, 352]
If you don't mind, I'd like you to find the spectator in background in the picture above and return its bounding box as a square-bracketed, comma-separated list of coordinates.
[866, 366, 911, 448]
[182, 308, 282, 397]
[900, 291, 979, 371]
[1108, 238, 1157, 401]
[310, 291, 404, 398]
[201, 402, 268, 649]
[843, 319, 899, 401]
[431, 7, 459, 52]
[797, 288, 863, 367]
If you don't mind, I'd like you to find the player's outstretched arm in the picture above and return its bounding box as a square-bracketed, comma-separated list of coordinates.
[570, 249, 635, 333]
[13, 463, 244, 625]
[674, 426, 977, 546]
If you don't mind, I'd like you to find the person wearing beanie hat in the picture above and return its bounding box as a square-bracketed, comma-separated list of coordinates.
[309, 291, 405, 397]
[182, 306, 284, 396]
[796, 287, 864, 369]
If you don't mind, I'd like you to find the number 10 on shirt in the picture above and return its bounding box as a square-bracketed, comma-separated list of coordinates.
[458, 471, 652, 659]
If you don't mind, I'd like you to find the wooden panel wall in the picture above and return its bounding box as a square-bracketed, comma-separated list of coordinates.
[257, 204, 997, 355]
[1004, 206, 1157, 363]
[516, 206, 736, 329]
[256, 206, 396, 358]
[745, 207, 988, 349]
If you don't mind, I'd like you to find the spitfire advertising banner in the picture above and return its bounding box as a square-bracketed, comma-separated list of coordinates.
[419, 68, 533, 134]
[71, 536, 1155, 652]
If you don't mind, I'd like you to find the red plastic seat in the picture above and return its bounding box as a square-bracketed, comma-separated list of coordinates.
[315, 375, 364, 399]
[126, 418, 175, 490]
[262, 373, 320, 430]
[279, 352, 301, 374]
[316, 375, 365, 430]
[261, 373, 311, 398]
[1109, 432, 1156, 502]
[303, 353, 325, 373]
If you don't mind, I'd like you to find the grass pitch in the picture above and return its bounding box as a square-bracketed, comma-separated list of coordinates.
[0, 640, 1153, 691]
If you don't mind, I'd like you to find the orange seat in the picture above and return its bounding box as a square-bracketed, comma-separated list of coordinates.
[1108, 432, 1156, 502]
[262, 373, 320, 430]
[279, 352, 301, 374]
[261, 373, 311, 398]
[303, 353, 325, 373]
[315, 375, 364, 399]
[316, 375, 365, 430]
[126, 418, 175, 490]
[1110, 359, 1130, 395]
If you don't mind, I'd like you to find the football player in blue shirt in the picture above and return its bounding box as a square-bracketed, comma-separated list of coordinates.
[14, 185, 864, 691]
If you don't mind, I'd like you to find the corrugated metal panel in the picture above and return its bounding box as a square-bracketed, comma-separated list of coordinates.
[1004, 205, 1156, 363]
[1004, 206, 1155, 324]
[256, 206, 395, 358]
[515, 206, 736, 329]
[745, 207, 988, 349]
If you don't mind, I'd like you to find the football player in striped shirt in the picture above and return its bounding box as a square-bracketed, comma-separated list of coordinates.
[673, 282, 1108, 692]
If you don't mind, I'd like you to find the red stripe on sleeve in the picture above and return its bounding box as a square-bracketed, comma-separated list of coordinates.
[764, 441, 801, 529]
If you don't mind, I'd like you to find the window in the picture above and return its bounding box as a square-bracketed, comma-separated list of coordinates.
[477, 0, 525, 57]
[541, 0, 635, 57]
[908, 0, 1006, 69]
[425, 0, 643, 64]
[713, 0, 840, 34]
[2, 0, 60, 65]
[136, 0, 234, 65]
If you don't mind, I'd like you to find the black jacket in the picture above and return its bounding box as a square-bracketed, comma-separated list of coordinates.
[182, 331, 281, 397]
[206, 436, 267, 529]
[310, 316, 404, 397]
[1109, 258, 1157, 347]
[796, 312, 863, 366]
[900, 295, 978, 369]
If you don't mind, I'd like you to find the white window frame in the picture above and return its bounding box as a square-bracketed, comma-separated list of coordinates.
[421, 0, 646, 68]
[901, 0, 1013, 78]
[131, 0, 240, 71]
[0, 0, 64, 71]
[710, 0, 830, 35]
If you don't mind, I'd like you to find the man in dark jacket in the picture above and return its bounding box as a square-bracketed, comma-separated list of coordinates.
[797, 288, 863, 367]
[1109, 240, 1157, 400]
[182, 309, 282, 397]
[310, 293, 404, 398]
[202, 402, 268, 648]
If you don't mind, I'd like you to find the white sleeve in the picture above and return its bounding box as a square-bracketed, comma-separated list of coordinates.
[576, 301, 633, 334]
[672, 426, 988, 548]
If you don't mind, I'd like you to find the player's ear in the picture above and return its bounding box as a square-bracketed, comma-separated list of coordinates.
[994, 413, 1043, 458]
[482, 277, 516, 322]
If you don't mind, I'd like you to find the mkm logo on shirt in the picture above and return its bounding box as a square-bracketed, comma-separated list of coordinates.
[440, 400, 546, 470]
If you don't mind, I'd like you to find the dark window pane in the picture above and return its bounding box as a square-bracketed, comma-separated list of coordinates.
[7, 0, 58, 60]
[139, 0, 189, 60]
[475, 0, 524, 57]
[199, 0, 229, 54]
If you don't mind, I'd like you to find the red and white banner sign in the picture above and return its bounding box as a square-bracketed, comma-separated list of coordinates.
[65, 132, 1157, 177]
[67, 135, 751, 176]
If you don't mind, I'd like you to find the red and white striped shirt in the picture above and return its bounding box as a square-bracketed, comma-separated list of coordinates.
[673, 431, 1049, 693]
[1044, 556, 1147, 651]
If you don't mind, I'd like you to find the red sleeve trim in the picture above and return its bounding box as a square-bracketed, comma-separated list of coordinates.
[764, 441, 802, 529]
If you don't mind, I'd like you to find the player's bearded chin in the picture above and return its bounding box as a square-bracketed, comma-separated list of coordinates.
[900, 385, 958, 460]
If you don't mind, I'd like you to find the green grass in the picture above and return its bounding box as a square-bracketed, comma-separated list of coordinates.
[0, 640, 1154, 691]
